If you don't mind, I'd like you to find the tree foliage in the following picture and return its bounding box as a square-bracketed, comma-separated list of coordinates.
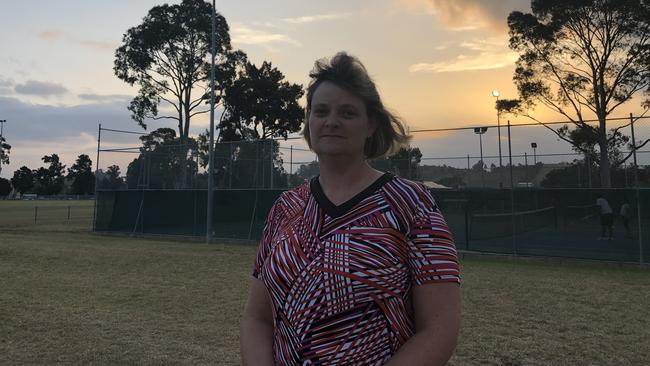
[11, 166, 34, 195]
[0, 135, 10, 176]
[0, 177, 11, 197]
[219, 60, 305, 141]
[126, 128, 199, 189]
[67, 154, 95, 195]
[371, 147, 423, 179]
[114, 0, 234, 141]
[289, 161, 320, 186]
[100, 165, 125, 190]
[196, 137, 285, 189]
[33, 154, 66, 195]
[507, 0, 650, 187]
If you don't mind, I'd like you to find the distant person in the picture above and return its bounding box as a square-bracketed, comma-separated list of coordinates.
[620, 201, 632, 238]
[595, 194, 613, 240]
[240, 52, 461, 365]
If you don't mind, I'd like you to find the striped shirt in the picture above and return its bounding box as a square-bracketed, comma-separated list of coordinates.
[253, 173, 460, 365]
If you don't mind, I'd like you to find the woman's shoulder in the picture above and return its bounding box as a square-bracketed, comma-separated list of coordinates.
[384, 174, 433, 201]
[274, 180, 312, 209]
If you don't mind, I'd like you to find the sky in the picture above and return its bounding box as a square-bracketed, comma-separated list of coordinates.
[0, 0, 648, 178]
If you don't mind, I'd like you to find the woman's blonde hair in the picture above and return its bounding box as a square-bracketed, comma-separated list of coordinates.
[302, 52, 410, 159]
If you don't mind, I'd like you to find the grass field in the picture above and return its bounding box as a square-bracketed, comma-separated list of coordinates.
[1, 228, 649, 365]
[0, 199, 94, 230]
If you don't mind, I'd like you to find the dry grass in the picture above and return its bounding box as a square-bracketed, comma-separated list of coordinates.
[1, 230, 649, 365]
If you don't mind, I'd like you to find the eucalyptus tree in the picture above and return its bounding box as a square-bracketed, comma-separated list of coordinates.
[506, 0, 650, 187]
[114, 0, 235, 186]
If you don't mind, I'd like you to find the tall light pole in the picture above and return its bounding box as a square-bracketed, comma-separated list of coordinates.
[474, 127, 488, 187]
[492, 90, 502, 167]
[0, 119, 6, 176]
[531, 142, 537, 165]
[206, 0, 217, 243]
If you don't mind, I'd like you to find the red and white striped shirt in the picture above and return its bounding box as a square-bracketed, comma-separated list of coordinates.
[253, 173, 460, 365]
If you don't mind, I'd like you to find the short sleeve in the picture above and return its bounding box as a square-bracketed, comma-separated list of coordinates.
[406, 186, 460, 285]
[252, 196, 284, 279]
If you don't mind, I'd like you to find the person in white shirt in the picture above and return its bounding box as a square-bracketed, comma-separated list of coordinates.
[595, 194, 613, 240]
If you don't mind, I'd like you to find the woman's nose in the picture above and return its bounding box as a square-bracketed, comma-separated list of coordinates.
[323, 114, 340, 128]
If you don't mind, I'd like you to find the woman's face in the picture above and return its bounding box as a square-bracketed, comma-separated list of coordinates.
[308, 81, 375, 159]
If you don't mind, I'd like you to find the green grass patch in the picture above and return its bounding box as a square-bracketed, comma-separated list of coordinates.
[1, 231, 648, 365]
[0, 199, 94, 231]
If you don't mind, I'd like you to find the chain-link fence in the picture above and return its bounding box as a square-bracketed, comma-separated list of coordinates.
[0, 199, 94, 230]
[94, 114, 650, 263]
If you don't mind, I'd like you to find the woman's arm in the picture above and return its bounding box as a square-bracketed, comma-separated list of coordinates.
[384, 282, 461, 366]
[240, 278, 275, 366]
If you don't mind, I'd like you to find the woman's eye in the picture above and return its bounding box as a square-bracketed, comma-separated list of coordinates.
[313, 109, 328, 117]
[341, 110, 356, 118]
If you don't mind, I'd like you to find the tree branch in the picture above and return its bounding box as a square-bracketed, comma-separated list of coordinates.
[615, 138, 650, 166]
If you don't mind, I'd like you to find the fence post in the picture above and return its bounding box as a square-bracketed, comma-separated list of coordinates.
[34, 206, 38, 224]
[93, 123, 101, 232]
[630, 113, 643, 264]
[289, 145, 293, 187]
[587, 154, 593, 189]
[67, 206, 71, 223]
[507, 120, 517, 255]
[229, 142, 233, 189]
[524, 152, 528, 183]
[270, 140, 274, 189]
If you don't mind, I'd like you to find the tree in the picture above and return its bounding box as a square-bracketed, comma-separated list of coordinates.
[127, 128, 199, 189]
[371, 147, 423, 179]
[389, 147, 422, 179]
[219, 61, 305, 140]
[0, 177, 11, 197]
[507, 0, 650, 187]
[11, 166, 34, 195]
[289, 161, 320, 186]
[102, 165, 125, 189]
[67, 154, 95, 195]
[471, 160, 486, 172]
[33, 154, 66, 195]
[114, 0, 238, 187]
[0, 135, 10, 176]
[196, 59, 304, 188]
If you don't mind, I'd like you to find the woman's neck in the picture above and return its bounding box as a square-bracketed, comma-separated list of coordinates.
[317, 155, 383, 205]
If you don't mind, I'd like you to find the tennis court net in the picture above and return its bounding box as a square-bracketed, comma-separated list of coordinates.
[469, 206, 557, 240]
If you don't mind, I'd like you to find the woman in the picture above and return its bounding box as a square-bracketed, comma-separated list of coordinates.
[241, 52, 460, 365]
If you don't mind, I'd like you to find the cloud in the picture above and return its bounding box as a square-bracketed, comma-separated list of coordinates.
[0, 96, 148, 177]
[231, 24, 301, 47]
[0, 78, 14, 95]
[410, 36, 518, 73]
[410, 51, 518, 73]
[281, 13, 353, 24]
[38, 29, 117, 50]
[402, 0, 529, 32]
[38, 30, 65, 40]
[15, 80, 68, 96]
[78, 93, 133, 103]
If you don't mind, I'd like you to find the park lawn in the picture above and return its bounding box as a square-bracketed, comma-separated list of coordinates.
[1, 230, 649, 366]
[0, 199, 94, 230]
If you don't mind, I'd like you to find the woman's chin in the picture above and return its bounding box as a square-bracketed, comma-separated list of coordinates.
[314, 146, 357, 158]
